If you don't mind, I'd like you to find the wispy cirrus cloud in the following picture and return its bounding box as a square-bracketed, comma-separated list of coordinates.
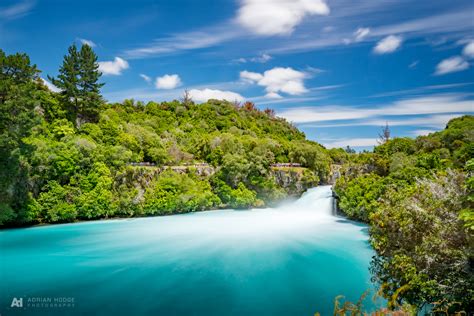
[316, 113, 464, 148]
[411, 129, 438, 136]
[269, 6, 474, 55]
[78, 38, 96, 47]
[139, 74, 151, 83]
[308, 113, 465, 148]
[409, 60, 419, 69]
[369, 9, 474, 38]
[126, 0, 331, 59]
[124, 27, 240, 59]
[322, 138, 378, 149]
[302, 114, 464, 129]
[368, 83, 474, 98]
[278, 93, 474, 123]
[233, 53, 272, 64]
[0, 0, 35, 20]
[121, 0, 473, 59]
[354, 27, 370, 42]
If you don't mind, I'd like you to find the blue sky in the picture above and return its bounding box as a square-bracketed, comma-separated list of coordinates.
[1, 0, 473, 149]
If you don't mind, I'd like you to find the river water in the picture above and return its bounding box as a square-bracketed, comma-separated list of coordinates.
[0, 185, 381, 315]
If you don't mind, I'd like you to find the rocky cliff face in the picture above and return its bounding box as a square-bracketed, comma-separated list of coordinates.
[330, 163, 378, 184]
[270, 167, 319, 196]
[117, 165, 318, 199]
[117, 165, 216, 185]
[328, 164, 342, 185]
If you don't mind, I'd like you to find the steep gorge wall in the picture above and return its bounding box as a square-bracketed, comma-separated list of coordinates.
[270, 167, 319, 195]
[116, 165, 319, 198]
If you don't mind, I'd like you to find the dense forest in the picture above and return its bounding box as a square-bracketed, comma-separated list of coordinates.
[333, 117, 474, 312]
[0, 45, 329, 227]
[1, 45, 472, 313]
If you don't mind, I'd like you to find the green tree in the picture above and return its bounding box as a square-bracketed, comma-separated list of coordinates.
[370, 171, 472, 311]
[334, 173, 386, 222]
[49, 44, 80, 124]
[49, 44, 103, 127]
[77, 44, 104, 124]
[34, 181, 77, 223]
[0, 49, 42, 225]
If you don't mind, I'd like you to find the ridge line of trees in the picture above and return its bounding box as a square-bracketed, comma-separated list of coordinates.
[0, 44, 330, 227]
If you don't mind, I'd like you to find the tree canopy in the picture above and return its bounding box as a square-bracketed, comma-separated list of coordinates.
[0, 47, 329, 227]
[334, 116, 474, 312]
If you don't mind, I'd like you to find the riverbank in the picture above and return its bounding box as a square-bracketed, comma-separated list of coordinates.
[1, 185, 318, 230]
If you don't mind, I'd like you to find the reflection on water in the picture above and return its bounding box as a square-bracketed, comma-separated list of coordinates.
[0, 186, 382, 315]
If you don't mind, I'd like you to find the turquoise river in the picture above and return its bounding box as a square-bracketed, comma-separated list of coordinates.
[0, 186, 382, 315]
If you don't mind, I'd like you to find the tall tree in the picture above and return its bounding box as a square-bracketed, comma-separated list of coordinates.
[78, 44, 104, 124]
[181, 89, 193, 107]
[377, 122, 391, 144]
[49, 44, 103, 127]
[48, 44, 80, 124]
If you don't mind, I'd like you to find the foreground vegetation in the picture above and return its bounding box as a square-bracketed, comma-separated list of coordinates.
[1, 45, 472, 312]
[333, 117, 474, 312]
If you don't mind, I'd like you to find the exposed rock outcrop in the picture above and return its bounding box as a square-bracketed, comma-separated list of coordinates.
[270, 167, 319, 196]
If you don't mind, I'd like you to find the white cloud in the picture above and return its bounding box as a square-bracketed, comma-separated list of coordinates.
[189, 88, 244, 103]
[237, 0, 330, 36]
[79, 38, 96, 47]
[269, 9, 474, 55]
[234, 53, 272, 64]
[303, 114, 463, 129]
[409, 60, 419, 69]
[124, 28, 238, 59]
[370, 10, 474, 38]
[252, 53, 272, 63]
[266, 92, 283, 99]
[435, 56, 469, 75]
[342, 27, 370, 45]
[322, 26, 334, 32]
[98, 57, 129, 75]
[323, 138, 378, 148]
[240, 70, 264, 82]
[240, 67, 308, 96]
[155, 74, 182, 89]
[0, 0, 34, 20]
[140, 74, 151, 83]
[373, 35, 402, 54]
[278, 94, 474, 123]
[411, 129, 437, 136]
[369, 83, 473, 98]
[121, 4, 473, 59]
[462, 41, 474, 59]
[40, 78, 61, 93]
[354, 27, 370, 42]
